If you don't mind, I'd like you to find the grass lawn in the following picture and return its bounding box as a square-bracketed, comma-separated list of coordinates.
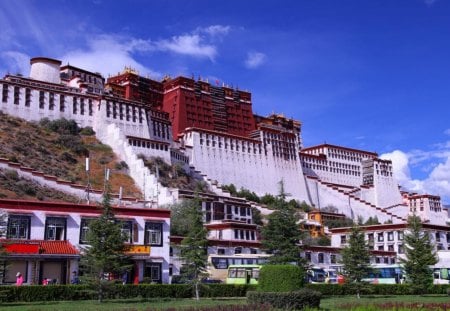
[320, 295, 450, 310]
[1, 295, 450, 310]
[0, 298, 247, 311]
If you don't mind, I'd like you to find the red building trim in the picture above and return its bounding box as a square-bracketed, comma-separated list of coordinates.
[0, 199, 170, 219]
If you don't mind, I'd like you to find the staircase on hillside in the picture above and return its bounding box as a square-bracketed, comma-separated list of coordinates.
[308, 176, 407, 223]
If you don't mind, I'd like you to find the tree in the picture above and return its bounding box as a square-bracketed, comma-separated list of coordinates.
[364, 216, 380, 226]
[261, 198, 306, 268]
[341, 225, 372, 298]
[80, 189, 132, 302]
[179, 198, 208, 300]
[400, 215, 438, 294]
[323, 216, 354, 229]
[252, 207, 264, 226]
[170, 200, 197, 236]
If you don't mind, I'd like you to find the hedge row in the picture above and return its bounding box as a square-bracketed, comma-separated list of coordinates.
[0, 284, 256, 302]
[247, 289, 321, 310]
[305, 283, 450, 296]
[258, 265, 305, 292]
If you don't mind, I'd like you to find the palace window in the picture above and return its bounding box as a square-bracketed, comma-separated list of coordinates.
[80, 98, 85, 115]
[45, 217, 66, 241]
[7, 215, 30, 239]
[49, 92, 54, 110]
[88, 99, 93, 116]
[25, 88, 31, 107]
[60, 95, 65, 112]
[120, 221, 133, 243]
[377, 233, 384, 242]
[2, 84, 8, 102]
[73, 97, 78, 114]
[39, 91, 45, 109]
[144, 222, 162, 246]
[14, 86, 20, 105]
[331, 254, 337, 264]
[387, 231, 394, 241]
[436, 232, 441, 242]
[318, 253, 324, 264]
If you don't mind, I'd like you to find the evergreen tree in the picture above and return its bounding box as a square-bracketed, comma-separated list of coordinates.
[179, 198, 208, 300]
[261, 198, 305, 267]
[341, 225, 371, 298]
[400, 215, 438, 294]
[80, 189, 132, 302]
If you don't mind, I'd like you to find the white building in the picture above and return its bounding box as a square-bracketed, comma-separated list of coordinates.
[0, 198, 171, 284]
[330, 223, 450, 267]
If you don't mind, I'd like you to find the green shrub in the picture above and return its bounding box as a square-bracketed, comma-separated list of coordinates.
[247, 288, 321, 310]
[200, 284, 254, 297]
[79, 126, 95, 136]
[0, 284, 254, 302]
[41, 118, 80, 135]
[258, 265, 304, 292]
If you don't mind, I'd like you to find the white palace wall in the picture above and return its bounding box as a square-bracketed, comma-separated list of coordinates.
[182, 131, 311, 202]
[0, 81, 96, 129]
[305, 177, 403, 224]
[373, 172, 403, 208]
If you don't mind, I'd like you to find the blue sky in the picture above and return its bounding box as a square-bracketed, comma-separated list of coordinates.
[1, 0, 449, 203]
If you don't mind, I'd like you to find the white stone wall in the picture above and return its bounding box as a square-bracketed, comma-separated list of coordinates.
[30, 60, 60, 84]
[183, 131, 310, 202]
[93, 117, 176, 206]
[373, 169, 403, 208]
[305, 177, 404, 223]
[0, 82, 96, 128]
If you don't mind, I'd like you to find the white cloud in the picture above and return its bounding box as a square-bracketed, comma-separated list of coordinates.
[380, 150, 412, 186]
[0, 51, 30, 75]
[197, 25, 231, 37]
[60, 35, 160, 78]
[244, 52, 267, 69]
[156, 34, 217, 61]
[381, 148, 450, 203]
[424, 0, 438, 5]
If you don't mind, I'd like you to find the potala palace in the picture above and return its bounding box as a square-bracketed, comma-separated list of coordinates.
[0, 57, 449, 285]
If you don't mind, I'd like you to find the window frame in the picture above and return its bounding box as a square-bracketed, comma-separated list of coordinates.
[7, 215, 31, 239]
[144, 222, 163, 246]
[44, 217, 67, 241]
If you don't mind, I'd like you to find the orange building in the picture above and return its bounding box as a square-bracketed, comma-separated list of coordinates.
[304, 211, 346, 237]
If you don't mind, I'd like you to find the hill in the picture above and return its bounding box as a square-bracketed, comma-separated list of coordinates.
[0, 112, 141, 200]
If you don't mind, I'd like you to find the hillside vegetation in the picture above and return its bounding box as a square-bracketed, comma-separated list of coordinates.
[0, 113, 141, 200]
[139, 155, 210, 192]
[0, 168, 79, 202]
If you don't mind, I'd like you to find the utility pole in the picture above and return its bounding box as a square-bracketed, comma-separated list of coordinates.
[85, 157, 91, 204]
[103, 167, 110, 193]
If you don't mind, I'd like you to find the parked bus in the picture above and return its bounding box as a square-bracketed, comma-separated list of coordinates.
[226, 264, 262, 285]
[362, 264, 403, 284]
[208, 254, 269, 283]
[306, 267, 327, 283]
[433, 267, 450, 284]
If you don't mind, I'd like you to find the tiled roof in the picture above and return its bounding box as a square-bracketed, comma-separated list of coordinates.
[2, 240, 79, 255]
[40, 240, 79, 255]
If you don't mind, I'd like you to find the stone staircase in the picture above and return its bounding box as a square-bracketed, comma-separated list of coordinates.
[308, 176, 407, 223]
